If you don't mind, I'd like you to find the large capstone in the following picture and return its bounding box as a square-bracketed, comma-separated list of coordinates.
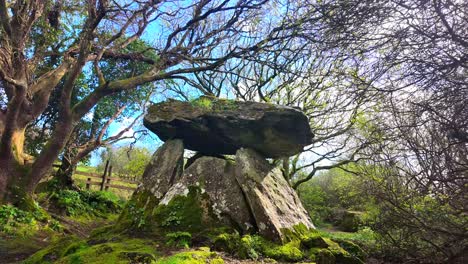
[235, 148, 315, 242]
[143, 96, 313, 158]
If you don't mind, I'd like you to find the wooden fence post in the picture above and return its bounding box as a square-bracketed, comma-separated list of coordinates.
[100, 160, 110, 191]
[86, 177, 91, 190]
[105, 166, 112, 191]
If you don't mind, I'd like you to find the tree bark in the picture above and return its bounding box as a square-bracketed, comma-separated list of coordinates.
[0, 152, 36, 210]
[54, 155, 77, 190]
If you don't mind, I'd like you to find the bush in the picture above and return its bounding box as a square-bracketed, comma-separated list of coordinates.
[298, 167, 374, 226]
[50, 190, 124, 217]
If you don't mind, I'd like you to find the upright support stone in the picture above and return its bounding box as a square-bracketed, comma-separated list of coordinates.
[117, 139, 184, 229]
[172, 157, 256, 233]
[139, 139, 184, 199]
[235, 148, 315, 243]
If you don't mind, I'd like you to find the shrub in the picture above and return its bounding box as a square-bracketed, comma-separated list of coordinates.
[50, 190, 124, 217]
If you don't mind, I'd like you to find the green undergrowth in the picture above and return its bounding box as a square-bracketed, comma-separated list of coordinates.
[47, 189, 124, 218]
[24, 223, 366, 264]
[211, 224, 365, 263]
[317, 227, 378, 257]
[165, 231, 192, 248]
[0, 204, 60, 237]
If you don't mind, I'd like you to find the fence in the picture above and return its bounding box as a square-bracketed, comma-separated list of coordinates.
[74, 161, 139, 191]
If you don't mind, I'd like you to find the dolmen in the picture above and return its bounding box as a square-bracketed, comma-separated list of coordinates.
[119, 96, 315, 243]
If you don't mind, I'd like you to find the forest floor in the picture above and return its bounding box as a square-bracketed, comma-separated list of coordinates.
[1, 212, 278, 264]
[0, 214, 114, 263]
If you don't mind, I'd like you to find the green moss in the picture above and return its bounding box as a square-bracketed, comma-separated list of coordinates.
[281, 223, 316, 242]
[207, 225, 364, 263]
[115, 189, 160, 232]
[263, 240, 304, 262]
[156, 248, 223, 264]
[333, 239, 367, 261]
[317, 238, 363, 264]
[191, 97, 213, 110]
[24, 235, 85, 264]
[301, 233, 329, 249]
[316, 249, 336, 264]
[238, 235, 261, 259]
[190, 96, 240, 113]
[116, 185, 222, 235]
[166, 231, 192, 248]
[212, 233, 239, 253]
[25, 237, 160, 264]
[152, 186, 220, 233]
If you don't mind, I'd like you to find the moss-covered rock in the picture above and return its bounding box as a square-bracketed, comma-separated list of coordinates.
[207, 225, 365, 264]
[334, 239, 367, 261]
[338, 211, 364, 232]
[235, 149, 315, 242]
[119, 153, 256, 236]
[263, 241, 304, 262]
[144, 96, 313, 158]
[316, 249, 336, 264]
[23, 235, 87, 264]
[212, 233, 240, 254]
[152, 186, 222, 233]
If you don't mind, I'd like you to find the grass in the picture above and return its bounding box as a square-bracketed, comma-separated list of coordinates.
[76, 165, 98, 173]
[73, 166, 137, 200]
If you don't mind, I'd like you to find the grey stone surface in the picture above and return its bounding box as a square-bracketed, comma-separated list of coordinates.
[161, 156, 256, 233]
[235, 148, 315, 242]
[144, 96, 313, 158]
[136, 139, 184, 200]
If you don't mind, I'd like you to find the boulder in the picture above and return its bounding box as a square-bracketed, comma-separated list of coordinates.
[159, 156, 256, 233]
[235, 148, 315, 242]
[144, 96, 313, 158]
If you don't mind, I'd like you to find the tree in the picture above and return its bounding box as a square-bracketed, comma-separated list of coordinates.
[28, 39, 159, 189]
[0, 0, 310, 208]
[98, 146, 152, 178]
[309, 0, 468, 261]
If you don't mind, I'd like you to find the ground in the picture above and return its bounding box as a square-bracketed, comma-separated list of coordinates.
[0, 175, 373, 264]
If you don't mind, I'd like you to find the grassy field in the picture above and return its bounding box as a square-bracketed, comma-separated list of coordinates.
[73, 165, 138, 200]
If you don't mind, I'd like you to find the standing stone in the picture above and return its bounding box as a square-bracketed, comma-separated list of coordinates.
[117, 139, 184, 230]
[235, 148, 315, 242]
[138, 139, 184, 199]
[160, 156, 256, 233]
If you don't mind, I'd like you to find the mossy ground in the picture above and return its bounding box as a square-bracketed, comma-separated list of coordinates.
[4, 185, 366, 264]
[210, 224, 365, 263]
[22, 219, 366, 264]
